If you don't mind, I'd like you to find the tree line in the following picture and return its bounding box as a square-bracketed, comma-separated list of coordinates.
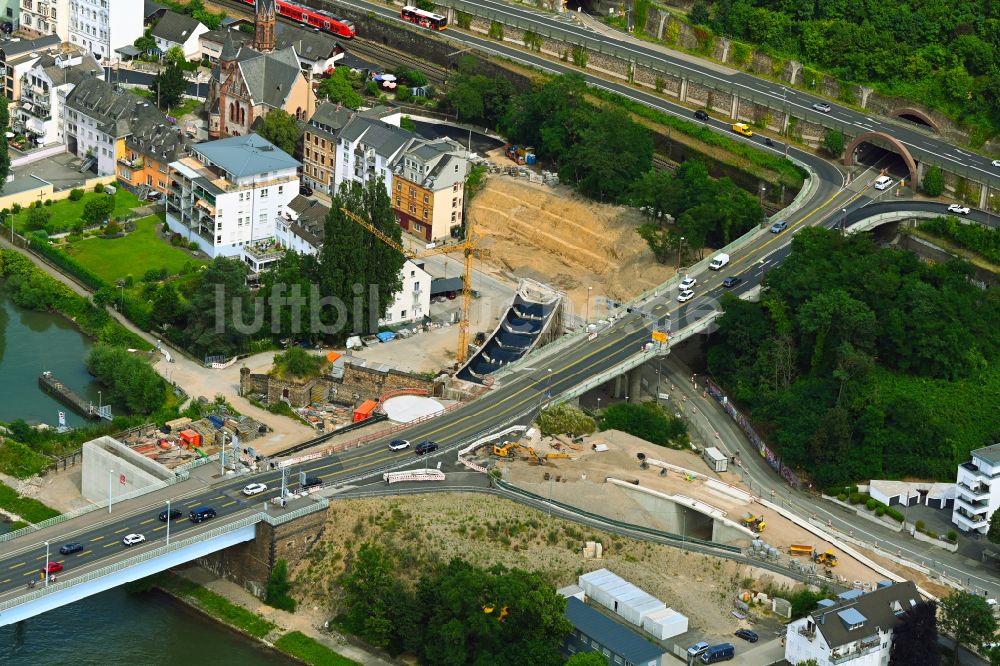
[706, 228, 1000, 485]
[338, 543, 571, 665]
[690, 0, 1000, 138]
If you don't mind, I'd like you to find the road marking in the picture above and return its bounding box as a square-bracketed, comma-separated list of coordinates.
[222, 500, 237, 507]
[9, 562, 24, 569]
[80, 550, 92, 557]
[104, 542, 118, 549]
[153, 525, 167, 532]
[140, 518, 154, 525]
[114, 527, 130, 534]
[1, 579, 9, 584]
[186, 500, 201, 507]
[90, 535, 104, 542]
[23, 571, 38, 578]
[211, 495, 225, 500]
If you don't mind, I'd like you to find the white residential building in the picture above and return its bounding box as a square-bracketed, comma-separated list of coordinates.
[272, 196, 431, 326]
[166, 133, 301, 259]
[784, 581, 920, 666]
[952, 443, 1000, 534]
[68, 0, 143, 62]
[334, 114, 413, 198]
[151, 10, 207, 61]
[16, 49, 101, 145]
[19, 0, 68, 43]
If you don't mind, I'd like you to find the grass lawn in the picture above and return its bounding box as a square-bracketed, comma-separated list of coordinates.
[12, 189, 143, 234]
[274, 632, 360, 666]
[129, 88, 202, 118]
[65, 215, 203, 283]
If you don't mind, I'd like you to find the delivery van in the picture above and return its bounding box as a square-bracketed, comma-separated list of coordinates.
[708, 253, 730, 270]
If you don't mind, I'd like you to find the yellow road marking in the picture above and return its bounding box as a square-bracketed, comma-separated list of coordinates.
[222, 500, 237, 507]
[114, 527, 130, 534]
[1, 578, 9, 584]
[153, 525, 166, 532]
[103, 542, 118, 549]
[9, 562, 24, 569]
[23, 571, 39, 578]
[140, 518, 154, 525]
[80, 550, 92, 557]
[90, 535, 104, 542]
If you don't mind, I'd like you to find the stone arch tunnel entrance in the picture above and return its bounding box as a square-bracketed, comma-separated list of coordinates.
[844, 131, 919, 187]
[890, 108, 940, 133]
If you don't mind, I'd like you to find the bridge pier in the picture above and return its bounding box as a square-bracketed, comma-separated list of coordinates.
[628, 368, 642, 402]
[730, 91, 739, 120]
[679, 76, 688, 102]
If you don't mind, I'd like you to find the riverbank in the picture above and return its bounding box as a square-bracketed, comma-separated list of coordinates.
[152, 566, 387, 666]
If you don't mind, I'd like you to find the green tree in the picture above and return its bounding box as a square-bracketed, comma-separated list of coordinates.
[0, 93, 9, 129]
[151, 61, 187, 109]
[82, 195, 115, 225]
[600, 402, 689, 448]
[180, 256, 254, 357]
[318, 179, 405, 338]
[85, 345, 165, 414]
[414, 0, 434, 9]
[689, 0, 710, 25]
[151, 283, 182, 326]
[394, 84, 411, 103]
[256, 109, 300, 156]
[922, 165, 944, 197]
[192, 9, 223, 30]
[134, 30, 156, 54]
[889, 600, 940, 666]
[566, 654, 611, 666]
[939, 591, 998, 664]
[822, 128, 845, 157]
[265, 559, 296, 611]
[988, 511, 1000, 545]
[23, 206, 52, 232]
[339, 543, 396, 647]
[558, 106, 653, 203]
[271, 347, 327, 379]
[316, 68, 363, 108]
[165, 45, 186, 66]
[536, 403, 596, 436]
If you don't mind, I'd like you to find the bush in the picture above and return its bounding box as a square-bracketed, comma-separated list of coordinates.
[866, 498, 878, 511]
[885, 507, 904, 523]
[926, 529, 938, 539]
[11, 203, 21, 214]
[44, 199, 53, 206]
[169, 232, 183, 246]
[142, 267, 162, 283]
[848, 492, 864, 505]
[946, 530, 957, 542]
[875, 506, 885, 516]
[94, 183, 105, 193]
[600, 401, 689, 448]
[537, 404, 596, 437]
[103, 220, 122, 236]
[0, 440, 52, 478]
[922, 165, 944, 197]
[187, 240, 199, 251]
[69, 188, 85, 201]
[915, 519, 926, 531]
[265, 559, 296, 611]
[837, 493, 847, 501]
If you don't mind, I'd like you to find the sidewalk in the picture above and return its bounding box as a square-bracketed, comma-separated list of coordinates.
[176, 565, 398, 666]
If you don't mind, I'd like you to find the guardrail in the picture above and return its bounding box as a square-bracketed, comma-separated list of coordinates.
[846, 210, 939, 234]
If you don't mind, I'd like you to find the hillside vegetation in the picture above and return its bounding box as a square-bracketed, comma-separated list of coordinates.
[707, 228, 1000, 484]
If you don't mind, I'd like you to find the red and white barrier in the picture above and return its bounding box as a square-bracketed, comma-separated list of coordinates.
[382, 469, 446, 484]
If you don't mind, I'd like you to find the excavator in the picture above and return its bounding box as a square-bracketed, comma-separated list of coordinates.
[741, 513, 766, 534]
[491, 441, 569, 465]
[813, 549, 838, 567]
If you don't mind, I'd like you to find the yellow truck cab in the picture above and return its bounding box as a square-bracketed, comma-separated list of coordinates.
[731, 123, 753, 137]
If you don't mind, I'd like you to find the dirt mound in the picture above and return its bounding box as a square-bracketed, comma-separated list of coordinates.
[470, 161, 676, 312]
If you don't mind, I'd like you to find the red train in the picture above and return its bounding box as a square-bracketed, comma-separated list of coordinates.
[238, 0, 356, 39]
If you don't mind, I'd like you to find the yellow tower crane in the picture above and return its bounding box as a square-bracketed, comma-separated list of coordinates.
[339, 207, 490, 365]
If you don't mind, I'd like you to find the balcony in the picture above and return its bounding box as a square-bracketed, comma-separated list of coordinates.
[796, 626, 815, 641]
[119, 156, 144, 169]
[829, 641, 880, 665]
[955, 491, 990, 513]
[953, 507, 988, 530]
[957, 480, 991, 500]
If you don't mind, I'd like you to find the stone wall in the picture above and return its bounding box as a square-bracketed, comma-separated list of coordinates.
[197, 508, 327, 599]
[337, 360, 437, 404]
[239, 367, 335, 407]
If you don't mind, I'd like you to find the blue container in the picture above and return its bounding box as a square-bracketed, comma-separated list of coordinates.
[525, 153, 537, 165]
[208, 415, 224, 429]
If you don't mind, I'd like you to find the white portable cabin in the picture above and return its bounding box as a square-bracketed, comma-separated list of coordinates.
[642, 607, 689, 639]
[702, 446, 728, 472]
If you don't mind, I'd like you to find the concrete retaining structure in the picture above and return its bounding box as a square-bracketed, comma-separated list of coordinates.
[82, 436, 175, 505]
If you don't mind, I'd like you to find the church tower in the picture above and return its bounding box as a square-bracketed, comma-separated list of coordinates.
[254, 0, 277, 52]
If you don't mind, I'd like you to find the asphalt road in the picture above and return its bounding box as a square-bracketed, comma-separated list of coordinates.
[424, 0, 1000, 187]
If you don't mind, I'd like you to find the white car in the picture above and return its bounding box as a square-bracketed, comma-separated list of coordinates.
[678, 290, 695, 303]
[242, 482, 268, 496]
[678, 277, 697, 290]
[812, 102, 832, 113]
[388, 439, 410, 451]
[122, 533, 145, 546]
[992, 160, 1000, 167]
[947, 204, 970, 215]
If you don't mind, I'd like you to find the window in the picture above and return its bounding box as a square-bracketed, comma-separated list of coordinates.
[423, 193, 429, 204]
[259, 212, 267, 225]
[413, 223, 422, 232]
[216, 235, 222, 242]
[216, 222, 222, 230]
[409, 187, 415, 197]
[454, 164, 459, 172]
[410, 270, 415, 277]
[260, 188, 268, 198]
[400, 310, 406, 319]
[614, 656, 624, 665]
[396, 181, 401, 191]
[396, 197, 400, 207]
[452, 197, 457, 208]
[453, 182, 459, 192]
[422, 208, 428, 219]
[278, 185, 283, 195]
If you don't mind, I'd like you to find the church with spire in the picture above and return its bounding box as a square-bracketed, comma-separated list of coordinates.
[206, 0, 314, 140]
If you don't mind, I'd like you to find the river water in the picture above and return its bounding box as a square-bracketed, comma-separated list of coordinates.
[0, 291, 297, 664]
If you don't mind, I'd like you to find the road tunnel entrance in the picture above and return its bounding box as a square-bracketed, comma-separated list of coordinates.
[844, 131, 918, 187]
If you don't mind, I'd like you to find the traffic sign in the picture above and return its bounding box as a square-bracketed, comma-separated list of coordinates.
[651, 331, 668, 343]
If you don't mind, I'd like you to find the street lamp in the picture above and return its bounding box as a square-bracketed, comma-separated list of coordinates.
[165, 499, 171, 546]
[545, 368, 553, 399]
[841, 207, 848, 236]
[586, 286, 592, 325]
[44, 541, 49, 587]
[759, 184, 766, 206]
[675, 236, 685, 272]
[596, 397, 601, 412]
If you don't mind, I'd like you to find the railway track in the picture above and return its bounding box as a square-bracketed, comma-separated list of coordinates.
[211, 0, 449, 85]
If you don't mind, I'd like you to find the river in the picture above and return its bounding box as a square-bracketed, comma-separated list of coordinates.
[0, 292, 297, 665]
[0, 289, 107, 428]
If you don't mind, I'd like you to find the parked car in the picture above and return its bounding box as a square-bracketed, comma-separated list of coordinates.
[59, 543, 84, 555]
[42, 561, 64, 574]
[694, 109, 710, 121]
[299, 184, 314, 196]
[145, 191, 162, 202]
[122, 533, 146, 546]
[189, 506, 217, 523]
[770, 219, 789, 233]
[813, 102, 832, 113]
[678, 276, 696, 290]
[687, 642, 710, 658]
[388, 439, 410, 451]
[735, 629, 759, 643]
[947, 204, 970, 215]
[722, 276, 744, 288]
[158, 508, 182, 521]
[677, 289, 695, 303]
[415, 441, 439, 455]
[242, 482, 268, 496]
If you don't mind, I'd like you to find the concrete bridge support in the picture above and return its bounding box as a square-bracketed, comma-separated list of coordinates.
[679, 76, 688, 102]
[628, 368, 642, 402]
[730, 92, 739, 120]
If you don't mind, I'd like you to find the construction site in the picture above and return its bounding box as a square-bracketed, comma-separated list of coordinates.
[470, 427, 887, 593]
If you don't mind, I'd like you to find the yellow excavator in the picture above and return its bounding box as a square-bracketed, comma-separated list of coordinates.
[741, 513, 766, 533]
[813, 549, 838, 567]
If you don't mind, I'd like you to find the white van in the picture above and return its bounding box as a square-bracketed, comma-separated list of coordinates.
[708, 253, 730, 270]
[874, 176, 893, 190]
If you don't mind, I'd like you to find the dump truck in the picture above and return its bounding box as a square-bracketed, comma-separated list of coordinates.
[789, 544, 814, 557]
[813, 549, 838, 567]
[741, 513, 765, 533]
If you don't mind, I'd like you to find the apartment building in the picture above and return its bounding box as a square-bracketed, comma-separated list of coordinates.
[784, 581, 920, 666]
[150, 10, 207, 61]
[116, 114, 186, 199]
[68, 0, 142, 62]
[14, 48, 100, 145]
[334, 114, 414, 196]
[952, 443, 1000, 534]
[390, 137, 468, 242]
[65, 74, 170, 175]
[166, 133, 300, 258]
[19, 0, 67, 43]
[301, 101, 351, 195]
[0, 33, 59, 100]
